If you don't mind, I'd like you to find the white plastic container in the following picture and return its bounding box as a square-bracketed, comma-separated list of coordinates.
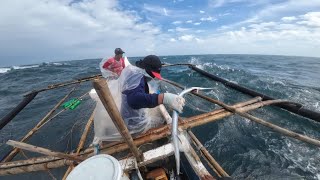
[67, 154, 122, 180]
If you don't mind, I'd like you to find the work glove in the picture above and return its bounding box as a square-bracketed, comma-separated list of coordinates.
[163, 93, 186, 113]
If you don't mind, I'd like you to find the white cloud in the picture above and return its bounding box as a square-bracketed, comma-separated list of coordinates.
[186, 20, 193, 23]
[209, 0, 225, 8]
[179, 35, 194, 41]
[144, 4, 170, 16]
[176, 27, 189, 32]
[172, 21, 182, 25]
[0, 0, 161, 65]
[154, 11, 320, 57]
[252, 0, 320, 21]
[200, 10, 205, 14]
[298, 12, 320, 27]
[194, 22, 201, 25]
[218, 13, 231, 16]
[281, 16, 297, 22]
[1, 0, 320, 66]
[163, 8, 168, 16]
[200, 16, 217, 22]
[195, 30, 205, 33]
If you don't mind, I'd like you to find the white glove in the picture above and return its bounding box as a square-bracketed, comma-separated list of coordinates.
[163, 93, 185, 113]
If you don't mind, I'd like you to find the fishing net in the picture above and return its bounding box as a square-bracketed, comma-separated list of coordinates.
[90, 66, 165, 142]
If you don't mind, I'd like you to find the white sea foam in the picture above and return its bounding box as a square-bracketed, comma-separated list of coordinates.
[189, 56, 200, 64]
[53, 62, 63, 66]
[0, 68, 11, 73]
[12, 65, 39, 70]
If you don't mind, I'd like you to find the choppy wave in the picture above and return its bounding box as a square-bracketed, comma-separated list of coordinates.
[1, 55, 320, 179]
[12, 64, 40, 70]
[41, 62, 71, 66]
[0, 68, 11, 74]
[0, 62, 72, 74]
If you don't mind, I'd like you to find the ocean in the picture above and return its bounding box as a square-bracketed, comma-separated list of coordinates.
[0, 54, 319, 179]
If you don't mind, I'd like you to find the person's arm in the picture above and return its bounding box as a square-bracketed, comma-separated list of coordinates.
[124, 78, 185, 113]
[102, 58, 113, 71]
[124, 78, 159, 109]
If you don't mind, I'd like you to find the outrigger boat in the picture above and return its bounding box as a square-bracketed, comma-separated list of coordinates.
[0, 63, 319, 179]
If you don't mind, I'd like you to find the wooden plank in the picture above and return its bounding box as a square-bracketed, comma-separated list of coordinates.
[6, 140, 84, 162]
[119, 143, 174, 171]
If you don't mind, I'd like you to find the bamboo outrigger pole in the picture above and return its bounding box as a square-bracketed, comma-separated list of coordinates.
[92, 78, 143, 162]
[24, 74, 102, 96]
[163, 78, 320, 147]
[0, 92, 38, 130]
[1, 87, 77, 162]
[189, 65, 320, 122]
[0, 98, 291, 175]
[6, 140, 84, 162]
[163, 63, 320, 122]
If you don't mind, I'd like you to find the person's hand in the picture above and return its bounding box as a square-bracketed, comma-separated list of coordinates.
[163, 93, 185, 113]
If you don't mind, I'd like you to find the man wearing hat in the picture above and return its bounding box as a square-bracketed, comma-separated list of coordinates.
[100, 48, 126, 77]
[118, 55, 185, 134]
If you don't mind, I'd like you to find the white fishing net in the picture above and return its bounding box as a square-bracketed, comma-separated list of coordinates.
[90, 65, 165, 142]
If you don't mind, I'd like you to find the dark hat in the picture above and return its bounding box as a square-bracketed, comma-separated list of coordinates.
[114, 48, 125, 55]
[136, 55, 162, 79]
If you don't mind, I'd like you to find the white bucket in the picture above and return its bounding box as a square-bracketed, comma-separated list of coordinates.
[67, 154, 122, 180]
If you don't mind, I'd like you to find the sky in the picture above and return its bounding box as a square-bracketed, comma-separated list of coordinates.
[0, 0, 320, 66]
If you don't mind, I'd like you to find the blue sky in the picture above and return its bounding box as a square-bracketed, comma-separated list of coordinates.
[0, 0, 320, 66]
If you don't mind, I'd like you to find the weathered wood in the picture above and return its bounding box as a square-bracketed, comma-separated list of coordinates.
[92, 79, 143, 162]
[181, 99, 296, 129]
[1, 87, 76, 162]
[189, 65, 320, 122]
[62, 108, 95, 179]
[158, 100, 214, 178]
[24, 74, 102, 96]
[180, 134, 214, 179]
[159, 104, 172, 124]
[6, 140, 84, 162]
[237, 112, 320, 147]
[119, 143, 174, 170]
[186, 92, 320, 148]
[0, 99, 285, 175]
[188, 131, 229, 177]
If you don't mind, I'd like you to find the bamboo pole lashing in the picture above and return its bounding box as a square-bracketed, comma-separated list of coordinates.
[92, 79, 143, 162]
[0, 97, 261, 173]
[1, 98, 311, 175]
[0, 66, 318, 177]
[0, 98, 316, 175]
[6, 140, 84, 162]
[1, 86, 77, 162]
